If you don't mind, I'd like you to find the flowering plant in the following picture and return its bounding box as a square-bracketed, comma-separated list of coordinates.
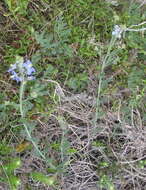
[7, 56, 46, 160]
[8, 56, 36, 82]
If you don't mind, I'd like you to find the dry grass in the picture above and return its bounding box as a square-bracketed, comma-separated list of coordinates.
[9, 87, 145, 190]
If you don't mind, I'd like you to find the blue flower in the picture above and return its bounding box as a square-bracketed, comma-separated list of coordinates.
[8, 63, 17, 73]
[23, 60, 36, 75]
[8, 59, 36, 82]
[10, 70, 22, 82]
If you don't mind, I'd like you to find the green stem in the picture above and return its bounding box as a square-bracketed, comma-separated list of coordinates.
[19, 80, 46, 160]
[93, 36, 117, 126]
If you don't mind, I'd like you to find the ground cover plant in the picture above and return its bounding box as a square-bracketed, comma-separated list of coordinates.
[0, 0, 146, 189]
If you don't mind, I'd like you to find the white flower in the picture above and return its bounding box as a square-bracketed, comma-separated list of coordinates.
[112, 25, 123, 39]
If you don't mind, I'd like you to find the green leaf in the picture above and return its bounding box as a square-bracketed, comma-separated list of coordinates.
[0, 144, 12, 156]
[44, 64, 58, 78]
[31, 172, 55, 186]
[67, 148, 77, 154]
[20, 119, 37, 137]
[99, 175, 115, 190]
[3, 158, 21, 174]
[128, 67, 145, 92]
[22, 100, 34, 115]
[9, 175, 21, 190]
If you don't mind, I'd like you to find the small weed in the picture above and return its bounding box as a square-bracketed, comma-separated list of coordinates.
[0, 158, 21, 190]
[5, 0, 29, 16]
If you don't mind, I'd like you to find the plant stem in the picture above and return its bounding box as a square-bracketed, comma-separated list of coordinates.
[19, 80, 46, 160]
[93, 36, 117, 126]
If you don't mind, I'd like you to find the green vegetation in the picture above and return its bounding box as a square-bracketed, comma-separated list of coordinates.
[0, 0, 146, 189]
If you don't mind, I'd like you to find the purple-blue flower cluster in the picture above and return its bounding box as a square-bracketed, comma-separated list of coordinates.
[8, 59, 36, 82]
